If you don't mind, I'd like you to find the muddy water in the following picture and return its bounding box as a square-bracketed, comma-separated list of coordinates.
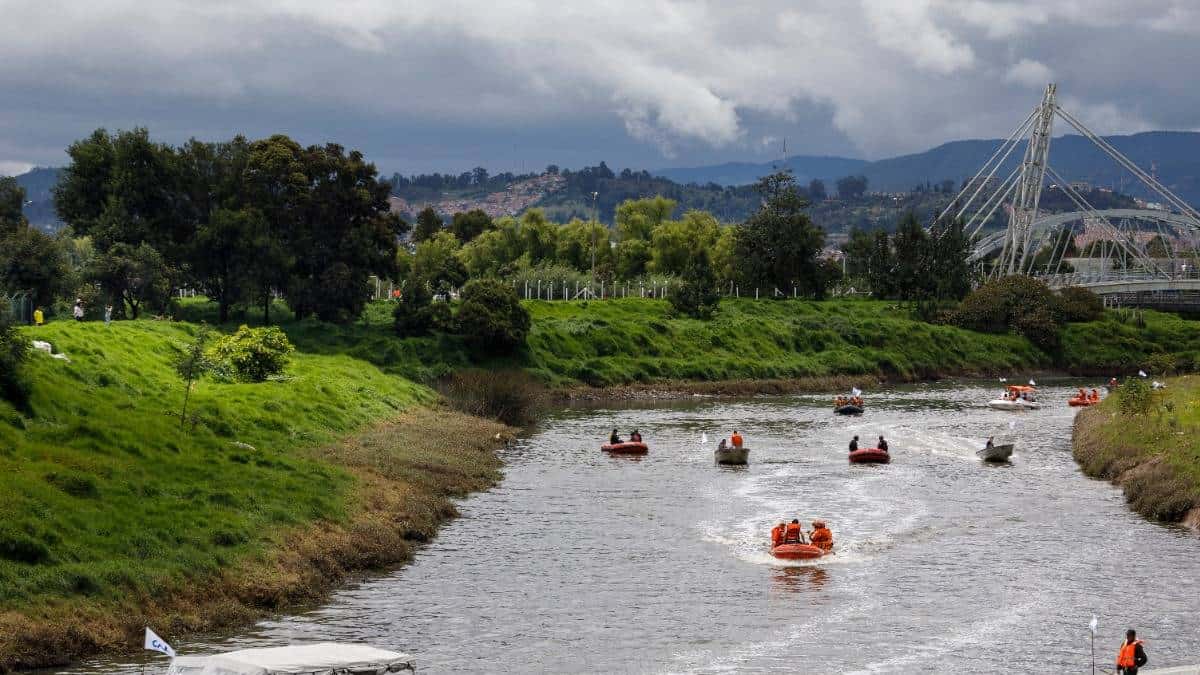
[58, 381, 1200, 673]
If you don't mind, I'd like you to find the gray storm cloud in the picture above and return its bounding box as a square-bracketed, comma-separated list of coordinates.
[1, 0, 1199, 172]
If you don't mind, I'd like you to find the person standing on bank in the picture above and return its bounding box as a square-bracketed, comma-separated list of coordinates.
[1117, 628, 1147, 675]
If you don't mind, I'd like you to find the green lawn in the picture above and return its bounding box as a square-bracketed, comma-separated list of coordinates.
[0, 319, 430, 610]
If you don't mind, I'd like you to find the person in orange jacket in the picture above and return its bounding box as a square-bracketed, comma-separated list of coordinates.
[770, 522, 786, 548]
[1090, 388, 1100, 402]
[783, 519, 804, 544]
[809, 521, 833, 551]
[731, 430, 744, 448]
[1117, 628, 1147, 674]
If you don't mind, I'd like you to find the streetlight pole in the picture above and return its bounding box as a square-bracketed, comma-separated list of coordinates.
[590, 191, 598, 298]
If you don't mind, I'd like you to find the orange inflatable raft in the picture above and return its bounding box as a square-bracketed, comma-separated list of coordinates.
[771, 543, 826, 560]
[601, 441, 648, 455]
[849, 447, 890, 464]
[1068, 397, 1098, 407]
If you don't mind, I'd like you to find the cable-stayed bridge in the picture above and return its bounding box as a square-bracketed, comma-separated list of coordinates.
[942, 84, 1200, 307]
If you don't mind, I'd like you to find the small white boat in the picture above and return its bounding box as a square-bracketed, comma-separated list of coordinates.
[167, 643, 415, 674]
[977, 443, 1014, 462]
[715, 446, 749, 465]
[987, 385, 1041, 410]
[986, 398, 1041, 411]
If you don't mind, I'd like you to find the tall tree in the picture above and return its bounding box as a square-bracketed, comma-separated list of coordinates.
[808, 179, 827, 201]
[450, 209, 494, 243]
[242, 134, 307, 323]
[0, 176, 25, 231]
[867, 230, 894, 298]
[734, 172, 827, 297]
[835, 174, 868, 199]
[891, 212, 930, 300]
[841, 226, 875, 279]
[412, 206, 443, 243]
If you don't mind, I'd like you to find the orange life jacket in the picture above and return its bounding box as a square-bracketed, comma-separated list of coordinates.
[1117, 639, 1143, 668]
[810, 527, 833, 550]
[784, 523, 802, 543]
[771, 525, 785, 547]
[731, 434, 743, 448]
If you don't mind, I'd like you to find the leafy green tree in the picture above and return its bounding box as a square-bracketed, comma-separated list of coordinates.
[891, 212, 930, 300]
[412, 206, 443, 243]
[928, 216, 974, 301]
[0, 176, 25, 230]
[85, 242, 174, 319]
[284, 143, 402, 322]
[0, 310, 31, 408]
[867, 230, 894, 298]
[734, 172, 827, 297]
[242, 134, 306, 323]
[450, 209, 494, 243]
[459, 218, 524, 277]
[393, 275, 449, 337]
[841, 227, 874, 279]
[519, 209, 558, 264]
[455, 278, 530, 355]
[650, 211, 719, 275]
[615, 196, 674, 241]
[670, 249, 719, 319]
[615, 239, 652, 279]
[808, 179, 827, 201]
[710, 226, 738, 287]
[951, 275, 1063, 351]
[555, 219, 613, 273]
[0, 226, 72, 310]
[1146, 234, 1172, 258]
[413, 231, 468, 293]
[836, 174, 868, 199]
[173, 326, 210, 429]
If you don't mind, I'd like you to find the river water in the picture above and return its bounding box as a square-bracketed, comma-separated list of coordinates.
[57, 380, 1199, 673]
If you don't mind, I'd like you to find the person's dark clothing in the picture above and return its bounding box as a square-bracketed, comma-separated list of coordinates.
[878, 439, 889, 452]
[1118, 641, 1148, 675]
[849, 438, 858, 452]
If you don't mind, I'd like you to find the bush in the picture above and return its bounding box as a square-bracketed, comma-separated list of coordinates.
[206, 325, 294, 382]
[1057, 286, 1104, 322]
[1143, 352, 1177, 376]
[393, 278, 450, 337]
[1118, 377, 1154, 416]
[437, 368, 543, 426]
[951, 275, 1063, 351]
[0, 311, 30, 407]
[455, 279, 530, 355]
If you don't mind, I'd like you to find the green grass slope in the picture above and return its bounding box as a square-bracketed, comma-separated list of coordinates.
[523, 298, 1048, 385]
[1061, 310, 1200, 374]
[0, 320, 430, 612]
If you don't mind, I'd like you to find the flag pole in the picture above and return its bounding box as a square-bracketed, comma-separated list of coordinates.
[1090, 630, 1095, 675]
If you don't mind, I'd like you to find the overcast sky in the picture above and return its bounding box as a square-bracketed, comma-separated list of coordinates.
[3, 0, 1200, 177]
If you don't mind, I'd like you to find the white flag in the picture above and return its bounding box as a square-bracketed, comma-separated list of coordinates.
[851, 387, 862, 397]
[1028, 379, 1036, 386]
[1089, 614, 1098, 636]
[999, 377, 1007, 383]
[1138, 370, 1148, 378]
[144, 627, 176, 658]
[701, 432, 708, 444]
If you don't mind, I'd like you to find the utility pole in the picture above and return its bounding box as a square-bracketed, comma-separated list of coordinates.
[590, 190, 599, 298]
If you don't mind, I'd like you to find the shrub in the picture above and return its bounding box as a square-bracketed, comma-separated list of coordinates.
[393, 278, 450, 337]
[1143, 352, 1177, 376]
[1118, 377, 1154, 416]
[455, 279, 530, 355]
[1057, 286, 1104, 322]
[951, 275, 1063, 350]
[45, 471, 100, 498]
[670, 249, 719, 319]
[437, 368, 543, 426]
[206, 325, 294, 382]
[0, 310, 30, 407]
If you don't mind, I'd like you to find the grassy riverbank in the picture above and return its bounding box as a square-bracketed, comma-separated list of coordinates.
[0, 321, 508, 670]
[1072, 375, 1200, 524]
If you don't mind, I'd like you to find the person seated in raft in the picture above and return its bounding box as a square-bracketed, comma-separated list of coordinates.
[630, 429, 642, 442]
[771, 522, 786, 547]
[1109, 377, 1119, 388]
[731, 430, 744, 448]
[1077, 388, 1087, 400]
[783, 519, 805, 544]
[717, 438, 728, 451]
[609, 428, 622, 444]
[810, 521, 833, 551]
[985, 436, 995, 449]
[1090, 389, 1100, 402]
[877, 435, 889, 452]
[849, 435, 859, 453]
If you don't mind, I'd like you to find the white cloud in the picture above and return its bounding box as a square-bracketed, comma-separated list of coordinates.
[1005, 59, 1054, 88]
[0, 161, 34, 177]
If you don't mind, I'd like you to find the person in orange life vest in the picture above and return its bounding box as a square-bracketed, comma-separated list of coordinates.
[809, 521, 833, 551]
[770, 522, 786, 548]
[1117, 628, 1147, 674]
[783, 519, 804, 544]
[731, 430, 744, 448]
[1090, 388, 1100, 401]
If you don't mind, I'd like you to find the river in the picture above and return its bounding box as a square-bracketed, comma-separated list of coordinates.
[55, 380, 1200, 673]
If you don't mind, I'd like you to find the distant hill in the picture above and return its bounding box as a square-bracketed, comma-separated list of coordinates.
[7, 167, 62, 232]
[655, 131, 1200, 206]
[656, 155, 868, 188]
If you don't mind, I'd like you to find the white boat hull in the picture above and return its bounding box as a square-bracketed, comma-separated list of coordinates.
[987, 399, 1041, 411]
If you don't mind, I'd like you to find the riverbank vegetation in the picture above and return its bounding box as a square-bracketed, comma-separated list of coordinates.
[0, 320, 509, 669]
[1072, 375, 1200, 524]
